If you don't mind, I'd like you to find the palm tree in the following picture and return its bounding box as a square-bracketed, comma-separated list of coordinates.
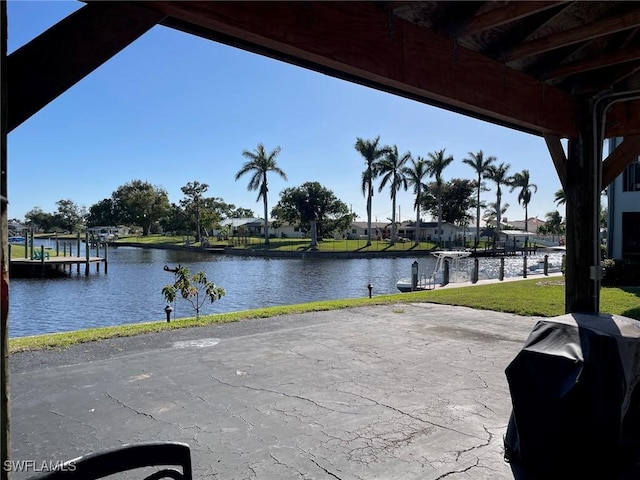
[554, 188, 566, 207]
[377, 145, 411, 243]
[355, 136, 389, 246]
[510, 169, 538, 232]
[484, 202, 511, 227]
[425, 149, 455, 246]
[544, 210, 565, 239]
[235, 143, 287, 245]
[403, 156, 428, 245]
[462, 150, 495, 246]
[486, 162, 511, 232]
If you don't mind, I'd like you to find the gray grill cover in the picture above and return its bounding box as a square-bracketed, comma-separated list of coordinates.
[504, 313, 640, 478]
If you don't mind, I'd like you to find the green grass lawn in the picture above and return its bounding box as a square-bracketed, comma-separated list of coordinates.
[415, 278, 640, 319]
[114, 234, 442, 252]
[8, 277, 640, 353]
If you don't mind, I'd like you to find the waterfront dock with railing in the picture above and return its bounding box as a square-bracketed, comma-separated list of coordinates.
[10, 255, 106, 277]
[8, 231, 108, 277]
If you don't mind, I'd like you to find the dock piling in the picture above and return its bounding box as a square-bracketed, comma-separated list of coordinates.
[85, 232, 90, 276]
[76, 232, 81, 274]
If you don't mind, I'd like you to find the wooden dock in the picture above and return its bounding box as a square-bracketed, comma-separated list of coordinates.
[9, 256, 106, 277]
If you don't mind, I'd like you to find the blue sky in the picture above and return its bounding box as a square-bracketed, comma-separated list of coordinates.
[7, 1, 564, 225]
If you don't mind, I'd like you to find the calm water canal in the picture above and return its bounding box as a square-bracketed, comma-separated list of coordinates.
[8, 245, 564, 338]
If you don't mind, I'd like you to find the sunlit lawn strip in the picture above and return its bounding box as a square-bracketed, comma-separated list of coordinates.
[416, 280, 640, 319]
[8, 296, 407, 353]
[9, 279, 640, 353]
[116, 235, 439, 253]
[419, 279, 566, 317]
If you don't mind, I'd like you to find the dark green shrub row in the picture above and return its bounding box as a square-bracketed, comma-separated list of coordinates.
[602, 259, 640, 286]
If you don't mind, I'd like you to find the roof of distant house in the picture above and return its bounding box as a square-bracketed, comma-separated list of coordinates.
[220, 217, 263, 228]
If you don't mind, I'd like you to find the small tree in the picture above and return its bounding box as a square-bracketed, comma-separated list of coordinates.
[162, 267, 225, 320]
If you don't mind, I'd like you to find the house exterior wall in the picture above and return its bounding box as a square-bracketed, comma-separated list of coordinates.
[607, 137, 640, 259]
[274, 223, 305, 238]
[348, 222, 389, 239]
[397, 222, 460, 241]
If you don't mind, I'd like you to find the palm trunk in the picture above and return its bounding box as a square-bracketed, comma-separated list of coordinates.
[390, 193, 397, 244]
[415, 190, 420, 245]
[476, 176, 481, 246]
[524, 204, 528, 232]
[496, 190, 502, 231]
[366, 183, 372, 247]
[263, 195, 269, 245]
[437, 188, 442, 246]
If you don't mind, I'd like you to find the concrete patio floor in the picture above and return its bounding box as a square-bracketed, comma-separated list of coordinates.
[9, 303, 542, 479]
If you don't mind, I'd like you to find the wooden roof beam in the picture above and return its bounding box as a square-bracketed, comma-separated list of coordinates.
[457, 1, 568, 38]
[7, 2, 165, 132]
[602, 134, 640, 187]
[544, 134, 567, 190]
[508, 10, 640, 61]
[546, 44, 640, 80]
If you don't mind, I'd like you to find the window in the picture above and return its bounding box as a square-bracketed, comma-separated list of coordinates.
[623, 212, 640, 259]
[622, 160, 640, 191]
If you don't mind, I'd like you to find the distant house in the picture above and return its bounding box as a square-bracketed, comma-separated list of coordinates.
[272, 222, 306, 238]
[496, 229, 537, 247]
[607, 137, 640, 260]
[8, 220, 25, 235]
[346, 222, 391, 240]
[510, 217, 543, 232]
[87, 226, 129, 241]
[397, 221, 460, 242]
[219, 217, 264, 236]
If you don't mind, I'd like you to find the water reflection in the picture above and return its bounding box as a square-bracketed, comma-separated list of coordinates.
[8, 247, 564, 338]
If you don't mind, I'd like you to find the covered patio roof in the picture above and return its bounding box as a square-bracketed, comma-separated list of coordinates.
[4, 1, 640, 470]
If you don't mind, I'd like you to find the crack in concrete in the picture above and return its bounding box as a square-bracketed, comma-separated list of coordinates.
[105, 391, 161, 422]
[343, 389, 485, 440]
[309, 458, 342, 479]
[50, 410, 97, 430]
[434, 458, 480, 479]
[288, 347, 325, 363]
[454, 425, 492, 461]
[210, 375, 357, 414]
[268, 453, 310, 479]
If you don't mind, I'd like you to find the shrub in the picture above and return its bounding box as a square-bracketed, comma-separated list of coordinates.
[162, 267, 225, 319]
[602, 259, 640, 286]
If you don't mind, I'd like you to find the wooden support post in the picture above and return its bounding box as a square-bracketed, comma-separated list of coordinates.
[96, 238, 100, 272]
[1, 2, 10, 476]
[544, 254, 549, 276]
[104, 243, 108, 274]
[565, 105, 600, 313]
[76, 232, 80, 274]
[85, 232, 89, 276]
[472, 258, 479, 284]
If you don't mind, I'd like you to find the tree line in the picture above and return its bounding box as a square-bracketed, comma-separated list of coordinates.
[14, 139, 566, 244]
[354, 136, 548, 246]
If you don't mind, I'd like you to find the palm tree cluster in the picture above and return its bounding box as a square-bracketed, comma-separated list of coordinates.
[354, 137, 461, 246]
[353, 139, 541, 247]
[232, 139, 542, 248]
